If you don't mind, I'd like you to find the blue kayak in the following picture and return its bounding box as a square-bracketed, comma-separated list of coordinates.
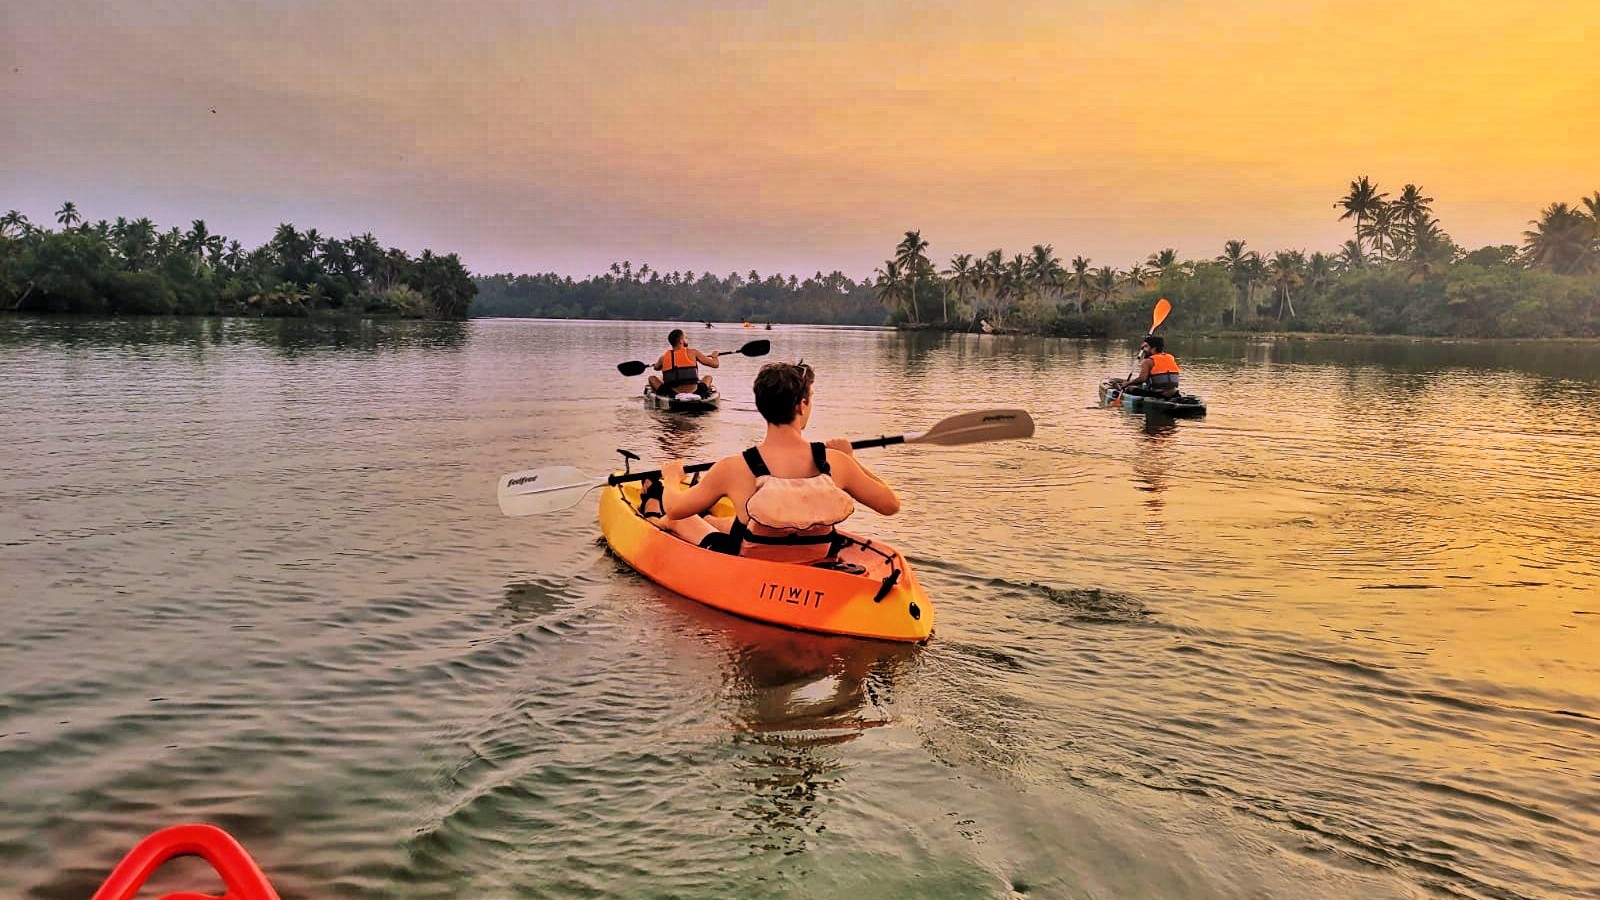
[1099, 380, 1206, 416]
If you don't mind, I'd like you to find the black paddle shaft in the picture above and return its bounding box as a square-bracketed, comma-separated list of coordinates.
[606, 434, 903, 486]
[616, 339, 769, 377]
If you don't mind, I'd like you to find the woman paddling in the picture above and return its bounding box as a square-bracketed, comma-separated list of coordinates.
[653, 362, 900, 563]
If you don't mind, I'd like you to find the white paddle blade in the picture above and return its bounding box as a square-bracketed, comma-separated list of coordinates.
[906, 409, 1035, 446]
[496, 466, 606, 517]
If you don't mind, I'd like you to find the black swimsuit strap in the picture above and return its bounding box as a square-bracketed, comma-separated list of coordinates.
[743, 443, 829, 478]
[741, 446, 769, 477]
[810, 442, 831, 475]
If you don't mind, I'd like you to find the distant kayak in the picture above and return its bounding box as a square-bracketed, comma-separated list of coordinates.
[598, 479, 933, 642]
[1099, 380, 1207, 416]
[642, 386, 720, 412]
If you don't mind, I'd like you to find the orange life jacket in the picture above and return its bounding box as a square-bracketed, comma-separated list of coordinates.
[1148, 352, 1179, 387]
[658, 347, 698, 388]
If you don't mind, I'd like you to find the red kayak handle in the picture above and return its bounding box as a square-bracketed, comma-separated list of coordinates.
[92, 823, 281, 900]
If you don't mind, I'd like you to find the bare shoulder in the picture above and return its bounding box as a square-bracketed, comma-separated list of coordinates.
[824, 447, 863, 477]
[707, 452, 752, 484]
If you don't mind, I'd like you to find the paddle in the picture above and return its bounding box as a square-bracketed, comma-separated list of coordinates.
[1149, 297, 1172, 334]
[1109, 298, 1173, 407]
[496, 408, 1036, 517]
[616, 339, 771, 377]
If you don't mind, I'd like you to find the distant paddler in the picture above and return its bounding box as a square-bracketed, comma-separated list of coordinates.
[1109, 334, 1181, 399]
[647, 328, 720, 398]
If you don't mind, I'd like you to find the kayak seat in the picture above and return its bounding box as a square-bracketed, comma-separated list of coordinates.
[811, 558, 866, 575]
[637, 478, 666, 518]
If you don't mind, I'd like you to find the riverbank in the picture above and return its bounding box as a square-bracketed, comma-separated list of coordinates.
[895, 320, 1600, 344]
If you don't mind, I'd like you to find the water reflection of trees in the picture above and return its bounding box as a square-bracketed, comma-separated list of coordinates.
[1192, 335, 1600, 382]
[0, 315, 469, 355]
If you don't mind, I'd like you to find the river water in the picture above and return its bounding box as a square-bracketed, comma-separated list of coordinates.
[1, 317, 1595, 899]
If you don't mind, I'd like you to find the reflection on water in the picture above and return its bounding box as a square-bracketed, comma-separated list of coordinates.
[1130, 413, 1181, 518]
[499, 575, 584, 623]
[709, 615, 920, 856]
[644, 408, 711, 460]
[0, 314, 470, 354]
[1, 317, 1596, 900]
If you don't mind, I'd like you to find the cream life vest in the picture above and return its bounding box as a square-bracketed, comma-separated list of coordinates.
[740, 444, 854, 534]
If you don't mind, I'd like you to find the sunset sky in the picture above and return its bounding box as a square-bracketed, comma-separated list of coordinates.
[6, 0, 1598, 280]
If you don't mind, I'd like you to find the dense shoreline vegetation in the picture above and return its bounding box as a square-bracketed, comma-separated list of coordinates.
[479, 180, 1600, 338]
[0, 204, 475, 319]
[473, 266, 887, 325]
[9, 179, 1597, 337]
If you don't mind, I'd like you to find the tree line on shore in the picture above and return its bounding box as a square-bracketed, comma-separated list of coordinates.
[474, 180, 1598, 338]
[473, 264, 887, 325]
[9, 181, 1597, 338]
[866, 180, 1600, 338]
[0, 204, 476, 319]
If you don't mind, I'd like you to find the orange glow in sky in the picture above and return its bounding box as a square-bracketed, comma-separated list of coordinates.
[6, 1, 1598, 277]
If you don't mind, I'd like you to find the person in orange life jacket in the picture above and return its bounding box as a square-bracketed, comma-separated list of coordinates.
[1113, 334, 1181, 397]
[653, 362, 900, 563]
[647, 328, 720, 397]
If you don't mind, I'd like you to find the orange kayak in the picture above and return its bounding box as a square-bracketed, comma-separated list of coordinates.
[598, 480, 933, 642]
[93, 823, 280, 900]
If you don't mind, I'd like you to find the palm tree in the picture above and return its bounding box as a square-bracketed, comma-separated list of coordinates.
[1392, 184, 1434, 227]
[350, 233, 391, 291]
[1305, 252, 1334, 293]
[272, 223, 307, 266]
[1583, 192, 1600, 262]
[55, 201, 81, 229]
[1025, 244, 1064, 310]
[873, 259, 909, 320]
[1003, 254, 1028, 318]
[119, 218, 157, 271]
[157, 226, 183, 264]
[1124, 263, 1150, 292]
[1217, 240, 1251, 322]
[184, 219, 206, 258]
[1090, 266, 1119, 306]
[1403, 217, 1457, 282]
[942, 253, 974, 322]
[1359, 202, 1400, 263]
[1335, 176, 1387, 257]
[977, 249, 1005, 323]
[1242, 252, 1268, 315]
[1523, 202, 1597, 275]
[1335, 240, 1365, 273]
[1268, 250, 1305, 319]
[1145, 248, 1178, 270]
[1, 210, 29, 238]
[895, 230, 930, 323]
[1582, 191, 1600, 222]
[1070, 255, 1091, 312]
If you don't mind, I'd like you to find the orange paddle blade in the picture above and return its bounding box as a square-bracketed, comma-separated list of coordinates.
[1151, 298, 1172, 333]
